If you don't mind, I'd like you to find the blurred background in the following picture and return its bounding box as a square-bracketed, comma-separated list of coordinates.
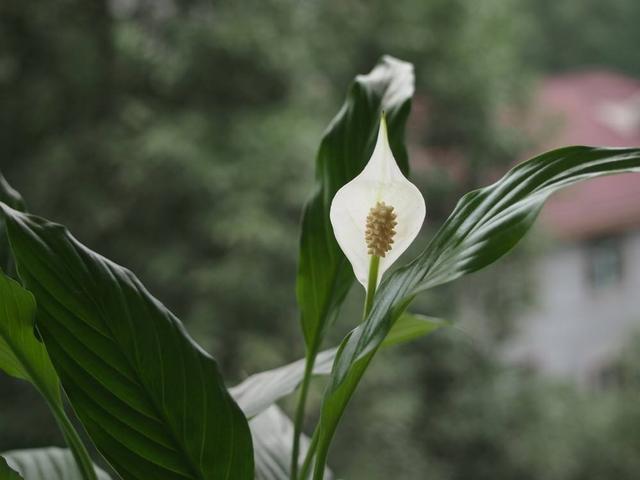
[2, 0, 640, 479]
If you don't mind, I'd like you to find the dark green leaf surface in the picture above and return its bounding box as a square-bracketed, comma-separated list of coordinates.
[0, 271, 60, 405]
[2, 448, 111, 480]
[0, 271, 99, 480]
[296, 55, 415, 352]
[0, 205, 254, 480]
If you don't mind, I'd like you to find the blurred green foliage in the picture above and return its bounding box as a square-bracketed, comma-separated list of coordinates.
[524, 0, 640, 76]
[1, 0, 640, 478]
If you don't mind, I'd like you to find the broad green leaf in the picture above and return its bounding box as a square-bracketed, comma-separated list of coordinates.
[0, 205, 254, 480]
[0, 271, 60, 405]
[251, 406, 332, 480]
[0, 270, 99, 480]
[2, 448, 111, 480]
[296, 55, 415, 353]
[230, 313, 444, 419]
[313, 147, 640, 477]
[0, 456, 22, 480]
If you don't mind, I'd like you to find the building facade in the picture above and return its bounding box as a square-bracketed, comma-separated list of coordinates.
[506, 71, 640, 383]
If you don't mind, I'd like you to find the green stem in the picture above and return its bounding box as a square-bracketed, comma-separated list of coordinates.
[291, 348, 317, 480]
[50, 402, 98, 480]
[311, 353, 375, 480]
[311, 256, 380, 480]
[299, 428, 319, 480]
[363, 255, 380, 320]
[293, 257, 361, 478]
[312, 441, 330, 480]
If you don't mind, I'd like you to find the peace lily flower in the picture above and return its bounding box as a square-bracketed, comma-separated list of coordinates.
[330, 114, 426, 293]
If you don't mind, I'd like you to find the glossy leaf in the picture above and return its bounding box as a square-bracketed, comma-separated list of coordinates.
[0, 205, 254, 480]
[335, 147, 640, 383]
[0, 270, 99, 480]
[380, 313, 445, 349]
[251, 406, 332, 480]
[296, 55, 415, 351]
[313, 146, 640, 478]
[0, 173, 25, 212]
[230, 312, 443, 420]
[0, 270, 60, 405]
[2, 448, 111, 480]
[0, 173, 25, 273]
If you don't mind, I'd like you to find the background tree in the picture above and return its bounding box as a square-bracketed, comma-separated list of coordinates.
[2, 0, 640, 478]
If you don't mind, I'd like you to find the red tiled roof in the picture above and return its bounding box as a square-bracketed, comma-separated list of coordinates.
[532, 71, 640, 240]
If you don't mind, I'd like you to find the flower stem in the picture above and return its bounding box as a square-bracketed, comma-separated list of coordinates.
[311, 255, 380, 480]
[291, 347, 317, 480]
[50, 402, 98, 480]
[363, 255, 380, 320]
[299, 428, 319, 480]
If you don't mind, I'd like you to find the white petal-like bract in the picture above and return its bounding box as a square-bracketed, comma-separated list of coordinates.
[330, 116, 426, 289]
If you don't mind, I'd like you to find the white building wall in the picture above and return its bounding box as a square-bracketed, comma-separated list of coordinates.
[505, 229, 640, 383]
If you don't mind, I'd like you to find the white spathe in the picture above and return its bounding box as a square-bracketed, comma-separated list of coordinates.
[330, 115, 426, 289]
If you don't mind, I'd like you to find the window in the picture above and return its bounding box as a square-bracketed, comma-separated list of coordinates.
[587, 237, 623, 290]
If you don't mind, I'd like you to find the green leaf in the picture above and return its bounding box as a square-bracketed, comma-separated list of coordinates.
[0, 270, 60, 405]
[296, 55, 415, 352]
[230, 312, 444, 419]
[381, 313, 446, 349]
[0, 173, 25, 274]
[0, 206, 254, 480]
[312, 147, 640, 478]
[0, 173, 25, 212]
[293, 57, 415, 479]
[0, 456, 22, 480]
[335, 147, 640, 384]
[2, 448, 111, 480]
[0, 270, 99, 480]
[251, 406, 332, 480]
